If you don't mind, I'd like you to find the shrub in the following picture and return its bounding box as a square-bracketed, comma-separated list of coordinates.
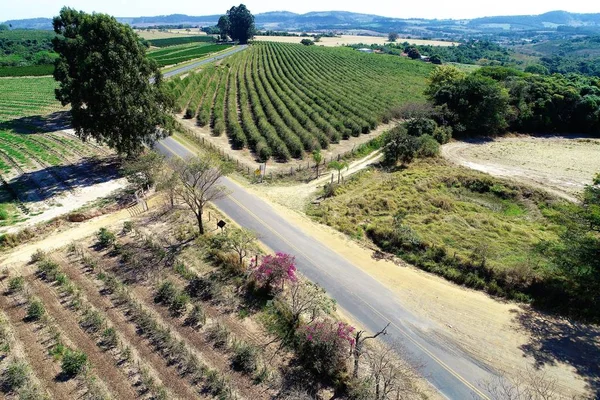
[207, 322, 231, 348]
[184, 108, 194, 119]
[184, 303, 207, 328]
[96, 228, 116, 248]
[417, 134, 440, 158]
[122, 221, 134, 234]
[383, 126, 420, 165]
[299, 320, 355, 380]
[61, 349, 88, 377]
[80, 309, 105, 333]
[323, 182, 338, 198]
[37, 259, 60, 281]
[2, 360, 30, 392]
[30, 249, 46, 264]
[231, 341, 259, 373]
[432, 125, 452, 144]
[101, 327, 119, 349]
[169, 292, 190, 316]
[7, 276, 25, 293]
[405, 117, 437, 137]
[26, 300, 45, 321]
[154, 280, 177, 305]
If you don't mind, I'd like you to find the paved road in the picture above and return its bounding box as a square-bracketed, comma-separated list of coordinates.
[162, 45, 248, 79]
[155, 136, 498, 399]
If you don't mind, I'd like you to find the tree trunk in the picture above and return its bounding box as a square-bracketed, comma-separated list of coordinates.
[197, 211, 204, 235]
[316, 164, 319, 179]
[338, 170, 341, 184]
[352, 343, 361, 378]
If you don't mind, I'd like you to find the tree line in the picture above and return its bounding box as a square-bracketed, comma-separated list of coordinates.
[425, 65, 600, 137]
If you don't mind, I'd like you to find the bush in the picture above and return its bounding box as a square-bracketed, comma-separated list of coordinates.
[7, 276, 25, 293]
[122, 221, 134, 234]
[383, 126, 420, 165]
[96, 228, 116, 248]
[37, 259, 60, 281]
[154, 280, 177, 305]
[417, 134, 440, 158]
[80, 309, 105, 333]
[26, 300, 45, 321]
[231, 341, 259, 373]
[184, 108, 194, 119]
[61, 349, 88, 377]
[169, 292, 190, 316]
[299, 320, 355, 381]
[432, 125, 452, 144]
[405, 117, 437, 137]
[207, 322, 231, 348]
[2, 360, 29, 392]
[101, 327, 119, 349]
[30, 249, 46, 264]
[184, 303, 206, 328]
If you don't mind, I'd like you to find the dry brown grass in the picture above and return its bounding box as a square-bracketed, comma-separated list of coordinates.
[253, 35, 457, 47]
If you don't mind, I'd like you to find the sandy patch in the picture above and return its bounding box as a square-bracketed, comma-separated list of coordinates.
[253, 35, 456, 47]
[442, 135, 600, 201]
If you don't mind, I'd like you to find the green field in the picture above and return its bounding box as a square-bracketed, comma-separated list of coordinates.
[148, 43, 231, 67]
[147, 35, 216, 47]
[308, 159, 561, 301]
[0, 76, 62, 122]
[167, 42, 433, 161]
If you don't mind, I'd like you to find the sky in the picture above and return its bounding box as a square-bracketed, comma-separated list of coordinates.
[2, 0, 599, 21]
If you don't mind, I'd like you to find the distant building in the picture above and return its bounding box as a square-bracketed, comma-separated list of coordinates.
[356, 48, 374, 53]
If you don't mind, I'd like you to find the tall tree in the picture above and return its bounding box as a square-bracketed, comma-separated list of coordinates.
[226, 4, 255, 45]
[388, 32, 399, 42]
[217, 15, 230, 41]
[52, 7, 173, 155]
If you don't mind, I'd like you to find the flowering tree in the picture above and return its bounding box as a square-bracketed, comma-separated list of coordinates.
[300, 319, 355, 379]
[254, 252, 297, 292]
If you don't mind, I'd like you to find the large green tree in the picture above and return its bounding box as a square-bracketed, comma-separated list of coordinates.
[52, 7, 173, 155]
[226, 4, 255, 45]
[217, 15, 230, 41]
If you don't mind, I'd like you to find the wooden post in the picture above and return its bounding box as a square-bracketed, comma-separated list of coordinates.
[338, 154, 341, 161]
[331, 173, 334, 184]
[290, 166, 293, 175]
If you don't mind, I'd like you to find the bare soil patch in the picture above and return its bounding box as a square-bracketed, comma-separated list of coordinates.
[442, 135, 600, 201]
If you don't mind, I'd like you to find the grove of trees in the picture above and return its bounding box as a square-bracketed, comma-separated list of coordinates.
[217, 4, 255, 44]
[425, 65, 600, 136]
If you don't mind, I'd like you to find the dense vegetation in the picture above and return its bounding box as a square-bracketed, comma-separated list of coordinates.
[167, 41, 433, 161]
[148, 43, 231, 67]
[349, 40, 511, 65]
[426, 65, 600, 136]
[0, 29, 56, 68]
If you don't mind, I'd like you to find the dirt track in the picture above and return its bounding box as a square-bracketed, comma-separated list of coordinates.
[442, 136, 600, 202]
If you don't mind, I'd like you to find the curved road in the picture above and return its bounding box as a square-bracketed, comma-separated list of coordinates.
[155, 136, 498, 399]
[162, 45, 248, 79]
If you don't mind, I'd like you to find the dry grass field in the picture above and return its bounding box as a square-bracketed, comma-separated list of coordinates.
[253, 35, 457, 47]
[136, 29, 209, 40]
[442, 135, 600, 201]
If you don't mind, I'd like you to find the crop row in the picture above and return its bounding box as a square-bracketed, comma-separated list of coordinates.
[149, 44, 231, 67]
[169, 42, 433, 161]
[148, 35, 216, 47]
[0, 76, 62, 122]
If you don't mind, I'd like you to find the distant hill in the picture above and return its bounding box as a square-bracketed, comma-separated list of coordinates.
[4, 10, 600, 39]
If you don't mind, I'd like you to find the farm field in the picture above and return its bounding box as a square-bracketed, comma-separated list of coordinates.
[0, 76, 124, 232]
[137, 29, 209, 40]
[0, 198, 429, 400]
[148, 43, 231, 67]
[0, 77, 63, 122]
[167, 41, 433, 162]
[253, 34, 457, 47]
[442, 136, 600, 201]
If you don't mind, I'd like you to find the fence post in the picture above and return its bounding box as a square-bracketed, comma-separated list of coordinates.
[331, 173, 334, 184]
[290, 166, 293, 175]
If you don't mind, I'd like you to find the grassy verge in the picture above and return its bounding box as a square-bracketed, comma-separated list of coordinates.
[307, 158, 563, 302]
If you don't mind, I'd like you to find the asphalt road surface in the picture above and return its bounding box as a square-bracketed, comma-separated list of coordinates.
[162, 45, 248, 79]
[155, 136, 498, 399]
